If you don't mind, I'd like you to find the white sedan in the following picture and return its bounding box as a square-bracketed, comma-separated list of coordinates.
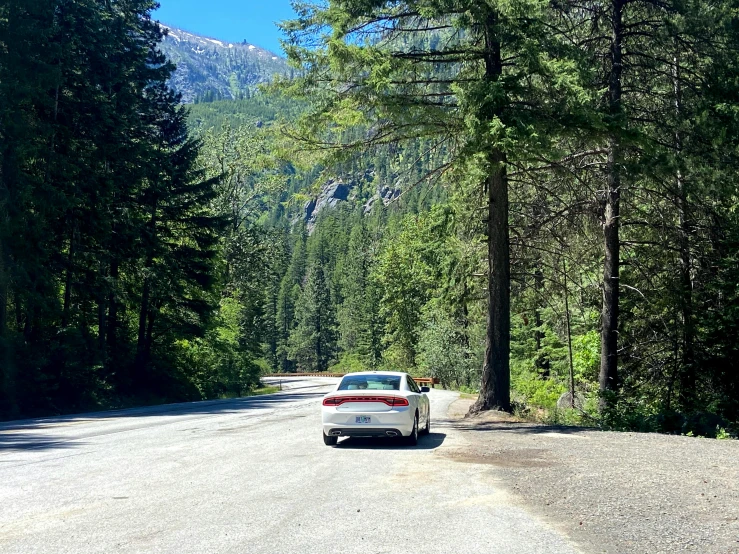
[321, 371, 431, 446]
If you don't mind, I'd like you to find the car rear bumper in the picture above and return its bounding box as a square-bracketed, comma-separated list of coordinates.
[322, 407, 414, 437]
[324, 427, 405, 438]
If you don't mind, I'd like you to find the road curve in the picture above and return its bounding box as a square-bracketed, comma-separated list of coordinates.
[0, 377, 579, 554]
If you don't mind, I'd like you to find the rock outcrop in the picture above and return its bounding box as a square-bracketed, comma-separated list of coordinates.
[302, 175, 402, 232]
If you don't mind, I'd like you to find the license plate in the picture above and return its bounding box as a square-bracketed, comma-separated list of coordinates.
[355, 416, 371, 424]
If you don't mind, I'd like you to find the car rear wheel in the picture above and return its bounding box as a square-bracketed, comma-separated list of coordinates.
[421, 409, 430, 435]
[406, 414, 419, 446]
[323, 432, 338, 446]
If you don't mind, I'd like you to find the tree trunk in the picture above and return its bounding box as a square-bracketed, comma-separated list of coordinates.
[145, 306, 156, 364]
[600, 140, 621, 399]
[24, 305, 36, 342]
[61, 224, 77, 328]
[15, 293, 23, 331]
[599, 0, 623, 406]
[472, 151, 511, 413]
[97, 263, 107, 361]
[672, 45, 696, 409]
[136, 199, 158, 375]
[677, 176, 695, 408]
[0, 239, 15, 417]
[534, 264, 550, 378]
[470, 11, 511, 414]
[136, 275, 151, 364]
[0, 238, 6, 337]
[107, 260, 119, 362]
[563, 257, 576, 409]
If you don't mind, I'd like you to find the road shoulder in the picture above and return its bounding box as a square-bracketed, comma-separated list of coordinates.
[442, 398, 739, 554]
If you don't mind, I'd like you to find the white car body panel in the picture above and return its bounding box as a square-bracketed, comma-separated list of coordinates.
[321, 371, 430, 439]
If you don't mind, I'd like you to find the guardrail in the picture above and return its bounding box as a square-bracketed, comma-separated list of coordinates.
[414, 377, 440, 388]
[261, 373, 440, 387]
[262, 373, 346, 378]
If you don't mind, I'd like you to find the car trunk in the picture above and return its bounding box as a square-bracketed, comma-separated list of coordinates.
[326, 391, 407, 412]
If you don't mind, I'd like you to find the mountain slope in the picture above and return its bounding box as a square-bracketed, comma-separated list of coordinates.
[159, 25, 292, 103]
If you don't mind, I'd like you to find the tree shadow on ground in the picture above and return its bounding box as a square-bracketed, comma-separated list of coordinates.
[451, 419, 595, 435]
[0, 433, 84, 452]
[0, 391, 327, 452]
[334, 432, 446, 450]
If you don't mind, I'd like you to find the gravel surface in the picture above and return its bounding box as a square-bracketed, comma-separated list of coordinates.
[444, 400, 739, 554]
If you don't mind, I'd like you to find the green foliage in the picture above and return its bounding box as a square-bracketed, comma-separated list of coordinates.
[512, 371, 567, 411]
[188, 94, 301, 132]
[416, 307, 479, 390]
[715, 427, 734, 440]
[177, 298, 260, 398]
[288, 263, 338, 371]
[328, 353, 369, 374]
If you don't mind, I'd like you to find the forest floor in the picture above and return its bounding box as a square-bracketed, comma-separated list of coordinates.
[444, 398, 739, 553]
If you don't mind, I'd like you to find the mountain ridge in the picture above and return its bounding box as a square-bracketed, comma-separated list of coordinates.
[157, 24, 292, 103]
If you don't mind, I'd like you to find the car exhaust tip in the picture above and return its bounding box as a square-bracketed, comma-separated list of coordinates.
[385, 431, 398, 437]
[330, 431, 342, 436]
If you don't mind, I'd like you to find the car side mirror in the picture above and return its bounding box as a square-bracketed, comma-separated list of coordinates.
[420, 386, 430, 393]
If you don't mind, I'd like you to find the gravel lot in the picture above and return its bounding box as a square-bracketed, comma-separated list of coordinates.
[444, 399, 739, 554]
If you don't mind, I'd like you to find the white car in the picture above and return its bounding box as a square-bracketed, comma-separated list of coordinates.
[321, 371, 431, 446]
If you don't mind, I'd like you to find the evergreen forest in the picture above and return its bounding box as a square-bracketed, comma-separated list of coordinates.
[1, 0, 738, 437]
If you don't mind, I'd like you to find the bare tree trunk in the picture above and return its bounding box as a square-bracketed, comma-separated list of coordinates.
[563, 257, 576, 409]
[672, 45, 696, 409]
[0, 236, 15, 417]
[534, 264, 550, 378]
[24, 305, 35, 342]
[145, 307, 156, 364]
[106, 260, 119, 363]
[316, 303, 322, 372]
[599, 0, 623, 406]
[471, 12, 511, 413]
[0, 238, 6, 337]
[136, 200, 158, 375]
[136, 275, 151, 362]
[0, 152, 6, 338]
[61, 224, 77, 328]
[97, 263, 106, 360]
[15, 294, 23, 330]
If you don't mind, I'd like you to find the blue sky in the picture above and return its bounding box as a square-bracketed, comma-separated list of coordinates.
[154, 0, 298, 55]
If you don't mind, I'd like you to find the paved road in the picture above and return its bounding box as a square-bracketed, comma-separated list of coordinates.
[0, 378, 578, 554]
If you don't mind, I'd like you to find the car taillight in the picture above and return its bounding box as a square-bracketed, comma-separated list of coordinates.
[322, 396, 409, 407]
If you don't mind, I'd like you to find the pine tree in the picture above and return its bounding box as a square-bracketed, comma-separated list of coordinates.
[275, 231, 306, 371]
[288, 263, 337, 371]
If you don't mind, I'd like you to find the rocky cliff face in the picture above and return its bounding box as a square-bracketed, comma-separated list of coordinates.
[158, 25, 291, 104]
[303, 175, 401, 232]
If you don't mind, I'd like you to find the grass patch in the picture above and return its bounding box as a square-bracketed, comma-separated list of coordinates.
[217, 385, 279, 399]
[251, 385, 280, 396]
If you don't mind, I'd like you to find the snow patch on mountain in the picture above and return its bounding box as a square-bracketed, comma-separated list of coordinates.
[157, 24, 290, 103]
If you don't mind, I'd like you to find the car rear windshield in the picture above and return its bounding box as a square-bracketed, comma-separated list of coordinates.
[338, 375, 401, 391]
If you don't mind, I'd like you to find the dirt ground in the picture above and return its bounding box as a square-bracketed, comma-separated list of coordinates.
[442, 398, 739, 554]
